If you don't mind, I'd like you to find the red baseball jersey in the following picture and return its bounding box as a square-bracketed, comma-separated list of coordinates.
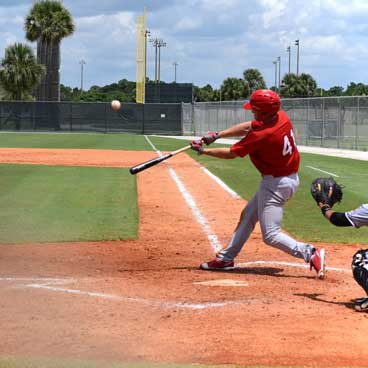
[230, 110, 300, 177]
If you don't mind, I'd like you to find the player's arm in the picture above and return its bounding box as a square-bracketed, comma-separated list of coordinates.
[318, 203, 352, 227]
[201, 147, 237, 159]
[218, 121, 253, 138]
[190, 141, 237, 159]
[201, 121, 253, 145]
[311, 178, 349, 226]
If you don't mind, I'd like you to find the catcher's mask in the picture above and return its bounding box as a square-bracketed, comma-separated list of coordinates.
[243, 89, 281, 119]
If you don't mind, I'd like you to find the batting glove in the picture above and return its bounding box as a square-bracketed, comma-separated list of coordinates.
[202, 131, 219, 145]
[191, 139, 204, 155]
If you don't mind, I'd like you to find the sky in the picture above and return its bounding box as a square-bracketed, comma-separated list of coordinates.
[1, 0, 368, 90]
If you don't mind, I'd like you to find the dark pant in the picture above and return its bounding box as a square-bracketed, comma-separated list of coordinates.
[352, 249, 368, 295]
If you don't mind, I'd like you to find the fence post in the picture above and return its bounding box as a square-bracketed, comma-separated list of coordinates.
[337, 97, 340, 149]
[70, 103, 73, 131]
[356, 97, 360, 150]
[104, 103, 108, 133]
[322, 98, 325, 147]
[143, 103, 146, 134]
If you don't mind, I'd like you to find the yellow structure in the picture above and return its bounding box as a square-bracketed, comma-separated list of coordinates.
[136, 7, 146, 104]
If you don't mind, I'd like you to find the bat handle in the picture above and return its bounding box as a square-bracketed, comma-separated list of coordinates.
[171, 145, 192, 156]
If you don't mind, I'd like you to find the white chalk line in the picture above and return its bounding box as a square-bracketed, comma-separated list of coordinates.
[198, 164, 241, 199]
[306, 165, 339, 177]
[0, 258, 350, 309]
[145, 135, 222, 252]
[236, 260, 350, 273]
[0, 277, 240, 310]
[148, 136, 240, 199]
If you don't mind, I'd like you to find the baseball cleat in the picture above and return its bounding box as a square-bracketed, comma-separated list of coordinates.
[200, 258, 235, 271]
[310, 248, 326, 279]
[354, 297, 368, 312]
[351, 297, 368, 304]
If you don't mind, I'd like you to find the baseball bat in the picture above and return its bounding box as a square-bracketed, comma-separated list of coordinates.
[129, 144, 191, 175]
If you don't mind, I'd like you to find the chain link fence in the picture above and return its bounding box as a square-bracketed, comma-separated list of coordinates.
[187, 96, 368, 151]
[2, 97, 368, 151]
[0, 101, 184, 135]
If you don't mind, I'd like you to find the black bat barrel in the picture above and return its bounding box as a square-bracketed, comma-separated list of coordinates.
[129, 153, 172, 175]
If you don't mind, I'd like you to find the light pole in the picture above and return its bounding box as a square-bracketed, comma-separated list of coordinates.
[144, 30, 150, 85]
[295, 39, 300, 76]
[273, 61, 277, 92]
[79, 59, 85, 93]
[173, 61, 178, 83]
[286, 46, 291, 74]
[157, 39, 166, 84]
[149, 37, 158, 82]
[277, 56, 281, 91]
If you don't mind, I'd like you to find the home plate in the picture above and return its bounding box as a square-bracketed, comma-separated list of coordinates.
[194, 279, 249, 287]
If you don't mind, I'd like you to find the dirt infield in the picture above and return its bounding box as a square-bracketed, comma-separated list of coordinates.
[0, 148, 367, 367]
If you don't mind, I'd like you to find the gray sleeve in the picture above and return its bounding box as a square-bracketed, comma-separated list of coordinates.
[345, 204, 368, 228]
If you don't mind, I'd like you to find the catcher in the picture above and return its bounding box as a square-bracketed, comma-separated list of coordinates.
[311, 177, 368, 312]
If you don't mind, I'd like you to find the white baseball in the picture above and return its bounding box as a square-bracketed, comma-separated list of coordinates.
[111, 100, 121, 111]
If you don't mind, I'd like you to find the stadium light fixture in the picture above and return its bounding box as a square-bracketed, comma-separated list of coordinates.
[295, 39, 300, 76]
[79, 59, 86, 93]
[286, 46, 291, 74]
[157, 39, 167, 84]
[149, 37, 159, 82]
[277, 56, 281, 90]
[173, 61, 178, 83]
[145, 30, 150, 83]
[273, 61, 277, 92]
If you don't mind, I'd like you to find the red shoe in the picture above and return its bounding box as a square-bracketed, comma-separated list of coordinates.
[310, 248, 326, 279]
[200, 258, 235, 271]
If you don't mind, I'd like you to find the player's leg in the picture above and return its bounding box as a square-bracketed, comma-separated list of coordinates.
[352, 250, 368, 311]
[200, 192, 259, 270]
[216, 193, 259, 261]
[258, 174, 315, 262]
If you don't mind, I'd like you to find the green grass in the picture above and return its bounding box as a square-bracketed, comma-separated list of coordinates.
[0, 132, 153, 150]
[1, 132, 368, 245]
[148, 136, 368, 245]
[191, 148, 368, 244]
[0, 164, 138, 243]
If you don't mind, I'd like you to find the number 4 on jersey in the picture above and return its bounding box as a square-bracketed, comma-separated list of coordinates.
[282, 129, 296, 156]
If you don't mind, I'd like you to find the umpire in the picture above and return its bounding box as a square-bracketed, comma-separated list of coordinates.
[311, 177, 368, 312]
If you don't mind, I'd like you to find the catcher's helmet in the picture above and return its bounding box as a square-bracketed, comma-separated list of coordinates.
[243, 89, 281, 117]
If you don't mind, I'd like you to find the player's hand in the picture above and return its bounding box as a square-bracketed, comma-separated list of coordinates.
[191, 139, 204, 155]
[202, 131, 219, 145]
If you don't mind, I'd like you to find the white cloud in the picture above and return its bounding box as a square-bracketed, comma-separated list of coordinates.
[322, 0, 368, 16]
[175, 17, 202, 31]
[2, 32, 18, 47]
[259, 0, 288, 28]
[2, 0, 368, 90]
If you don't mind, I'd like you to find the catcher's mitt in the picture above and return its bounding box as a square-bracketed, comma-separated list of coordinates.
[310, 177, 343, 207]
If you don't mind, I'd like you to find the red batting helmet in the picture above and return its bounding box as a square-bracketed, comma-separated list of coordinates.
[243, 89, 281, 117]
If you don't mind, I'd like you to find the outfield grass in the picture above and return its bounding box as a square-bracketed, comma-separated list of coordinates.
[0, 132, 153, 150]
[149, 136, 368, 245]
[1, 132, 367, 245]
[0, 164, 137, 243]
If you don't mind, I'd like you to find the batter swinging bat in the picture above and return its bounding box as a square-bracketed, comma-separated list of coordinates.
[129, 145, 191, 175]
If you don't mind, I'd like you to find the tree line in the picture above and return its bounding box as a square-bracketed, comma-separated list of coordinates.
[1, 1, 368, 103]
[59, 71, 368, 103]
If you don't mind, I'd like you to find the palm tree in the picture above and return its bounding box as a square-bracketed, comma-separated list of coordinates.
[221, 77, 248, 101]
[280, 73, 317, 98]
[299, 73, 317, 97]
[0, 43, 45, 100]
[243, 68, 266, 96]
[24, 0, 74, 101]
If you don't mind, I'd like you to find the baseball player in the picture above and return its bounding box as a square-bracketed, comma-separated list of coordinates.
[314, 195, 368, 311]
[191, 89, 326, 279]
